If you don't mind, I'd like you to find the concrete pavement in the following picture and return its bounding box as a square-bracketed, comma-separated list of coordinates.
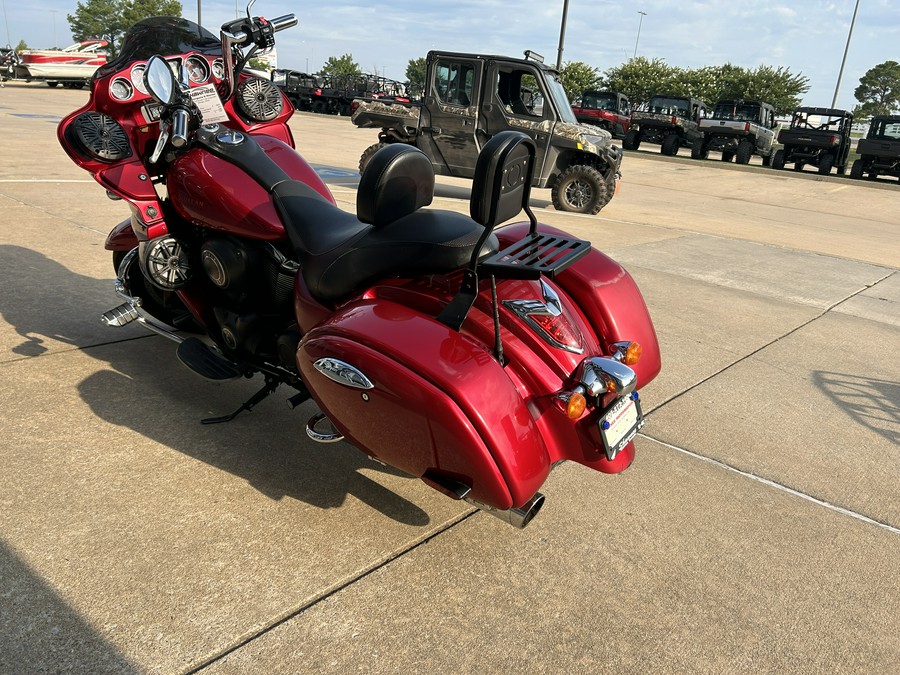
[1, 82, 898, 673]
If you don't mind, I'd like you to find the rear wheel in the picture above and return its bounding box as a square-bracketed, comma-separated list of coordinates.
[818, 154, 834, 175]
[359, 142, 391, 174]
[623, 129, 640, 151]
[762, 151, 773, 167]
[793, 162, 804, 172]
[721, 150, 735, 162]
[771, 149, 785, 170]
[850, 159, 864, 179]
[551, 165, 608, 215]
[735, 141, 754, 165]
[661, 134, 680, 156]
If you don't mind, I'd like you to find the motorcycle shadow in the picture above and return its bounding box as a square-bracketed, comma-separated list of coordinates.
[0, 245, 430, 526]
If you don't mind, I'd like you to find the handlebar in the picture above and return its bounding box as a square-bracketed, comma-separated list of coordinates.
[170, 108, 190, 148]
[268, 14, 298, 33]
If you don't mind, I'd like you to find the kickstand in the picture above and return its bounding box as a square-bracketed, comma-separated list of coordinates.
[201, 375, 281, 425]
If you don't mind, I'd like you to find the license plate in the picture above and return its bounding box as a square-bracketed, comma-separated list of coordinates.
[599, 395, 644, 460]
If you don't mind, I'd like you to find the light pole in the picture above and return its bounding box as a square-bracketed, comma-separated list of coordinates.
[831, 0, 860, 108]
[556, 0, 570, 71]
[633, 11, 647, 59]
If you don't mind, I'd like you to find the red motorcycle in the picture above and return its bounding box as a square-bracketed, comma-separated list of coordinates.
[58, 9, 660, 528]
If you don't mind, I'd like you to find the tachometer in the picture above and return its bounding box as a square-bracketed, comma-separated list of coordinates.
[131, 63, 148, 94]
[185, 56, 210, 84]
[212, 59, 225, 80]
[110, 77, 134, 101]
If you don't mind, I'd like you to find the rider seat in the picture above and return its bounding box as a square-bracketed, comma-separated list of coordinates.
[273, 144, 498, 303]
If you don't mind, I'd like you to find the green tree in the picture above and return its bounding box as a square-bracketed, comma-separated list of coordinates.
[67, 0, 182, 58]
[15, 39, 29, 51]
[603, 57, 682, 110]
[853, 60, 900, 119]
[558, 60, 602, 103]
[320, 53, 362, 79]
[405, 56, 426, 97]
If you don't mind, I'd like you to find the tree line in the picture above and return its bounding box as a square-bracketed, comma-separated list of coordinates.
[58, 0, 900, 119]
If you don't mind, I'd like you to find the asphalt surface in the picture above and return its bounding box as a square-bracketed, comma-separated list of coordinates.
[1, 81, 898, 674]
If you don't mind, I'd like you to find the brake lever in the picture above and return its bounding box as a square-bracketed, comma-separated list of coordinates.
[149, 118, 171, 164]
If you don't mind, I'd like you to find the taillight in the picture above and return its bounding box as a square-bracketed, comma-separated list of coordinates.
[777, 130, 782, 142]
[830, 135, 837, 145]
[671, 116, 677, 125]
[503, 280, 584, 354]
[744, 122, 751, 132]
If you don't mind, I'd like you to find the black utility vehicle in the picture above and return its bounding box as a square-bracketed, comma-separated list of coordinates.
[351, 50, 623, 214]
[772, 107, 853, 174]
[623, 95, 709, 155]
[850, 115, 900, 181]
[694, 99, 778, 165]
[271, 69, 319, 111]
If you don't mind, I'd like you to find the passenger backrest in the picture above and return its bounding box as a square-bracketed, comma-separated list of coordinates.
[357, 144, 435, 227]
[469, 131, 535, 231]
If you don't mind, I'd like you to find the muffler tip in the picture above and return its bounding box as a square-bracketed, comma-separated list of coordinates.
[465, 491, 545, 529]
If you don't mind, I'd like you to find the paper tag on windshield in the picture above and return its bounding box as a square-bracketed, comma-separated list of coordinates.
[189, 84, 229, 124]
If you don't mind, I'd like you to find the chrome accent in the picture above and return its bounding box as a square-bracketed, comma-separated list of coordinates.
[502, 291, 584, 354]
[576, 356, 637, 398]
[306, 412, 344, 443]
[140, 236, 191, 290]
[104, 248, 185, 344]
[215, 128, 245, 145]
[540, 278, 562, 316]
[464, 492, 545, 529]
[110, 77, 133, 101]
[313, 358, 375, 389]
[608, 341, 632, 362]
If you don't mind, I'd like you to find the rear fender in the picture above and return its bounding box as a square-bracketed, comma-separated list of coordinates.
[495, 222, 661, 389]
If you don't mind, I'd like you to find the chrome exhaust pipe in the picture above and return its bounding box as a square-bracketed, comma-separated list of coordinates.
[464, 492, 545, 529]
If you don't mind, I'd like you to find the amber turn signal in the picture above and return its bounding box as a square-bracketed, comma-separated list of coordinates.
[623, 342, 642, 365]
[566, 392, 587, 419]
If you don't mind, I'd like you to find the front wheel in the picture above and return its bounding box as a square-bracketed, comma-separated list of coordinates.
[771, 149, 785, 170]
[850, 158, 864, 179]
[735, 141, 754, 165]
[623, 129, 640, 151]
[690, 138, 708, 160]
[359, 141, 391, 174]
[551, 165, 609, 214]
[661, 134, 680, 156]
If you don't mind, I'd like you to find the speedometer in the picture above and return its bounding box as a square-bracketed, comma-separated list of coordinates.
[131, 63, 148, 94]
[185, 56, 210, 84]
[212, 59, 225, 80]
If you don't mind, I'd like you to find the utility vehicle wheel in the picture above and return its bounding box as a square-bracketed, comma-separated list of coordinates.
[793, 162, 804, 172]
[46, 81, 59, 88]
[551, 165, 608, 215]
[771, 149, 785, 170]
[762, 152, 773, 167]
[623, 129, 640, 151]
[690, 138, 708, 160]
[359, 142, 391, 174]
[817, 154, 834, 175]
[598, 173, 618, 208]
[661, 134, 680, 156]
[735, 141, 754, 165]
[312, 100, 327, 114]
[850, 159, 864, 179]
[721, 150, 735, 163]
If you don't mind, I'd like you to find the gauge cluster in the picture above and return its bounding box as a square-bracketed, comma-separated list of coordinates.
[108, 54, 226, 103]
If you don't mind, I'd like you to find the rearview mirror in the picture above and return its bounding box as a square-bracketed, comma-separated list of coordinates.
[144, 55, 177, 105]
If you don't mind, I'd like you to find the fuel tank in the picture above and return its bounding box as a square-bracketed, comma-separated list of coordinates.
[167, 134, 334, 241]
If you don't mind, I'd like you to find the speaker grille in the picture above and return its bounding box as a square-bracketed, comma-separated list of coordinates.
[71, 112, 132, 162]
[236, 77, 284, 122]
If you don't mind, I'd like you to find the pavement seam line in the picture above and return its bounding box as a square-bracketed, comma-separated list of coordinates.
[642, 434, 900, 536]
[643, 269, 897, 416]
[186, 508, 479, 673]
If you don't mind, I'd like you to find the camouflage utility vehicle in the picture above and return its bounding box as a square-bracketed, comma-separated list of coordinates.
[772, 107, 853, 175]
[623, 95, 709, 155]
[571, 91, 631, 138]
[694, 99, 778, 165]
[850, 115, 900, 181]
[351, 50, 623, 214]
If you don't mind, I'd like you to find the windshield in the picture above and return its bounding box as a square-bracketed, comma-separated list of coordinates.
[546, 73, 577, 124]
[581, 92, 616, 111]
[96, 16, 220, 78]
[648, 96, 689, 117]
[712, 101, 760, 122]
[871, 119, 900, 140]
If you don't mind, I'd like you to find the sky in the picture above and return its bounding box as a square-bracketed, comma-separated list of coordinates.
[3, 0, 898, 111]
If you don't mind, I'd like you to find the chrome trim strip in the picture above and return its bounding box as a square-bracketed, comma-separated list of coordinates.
[313, 358, 375, 389]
